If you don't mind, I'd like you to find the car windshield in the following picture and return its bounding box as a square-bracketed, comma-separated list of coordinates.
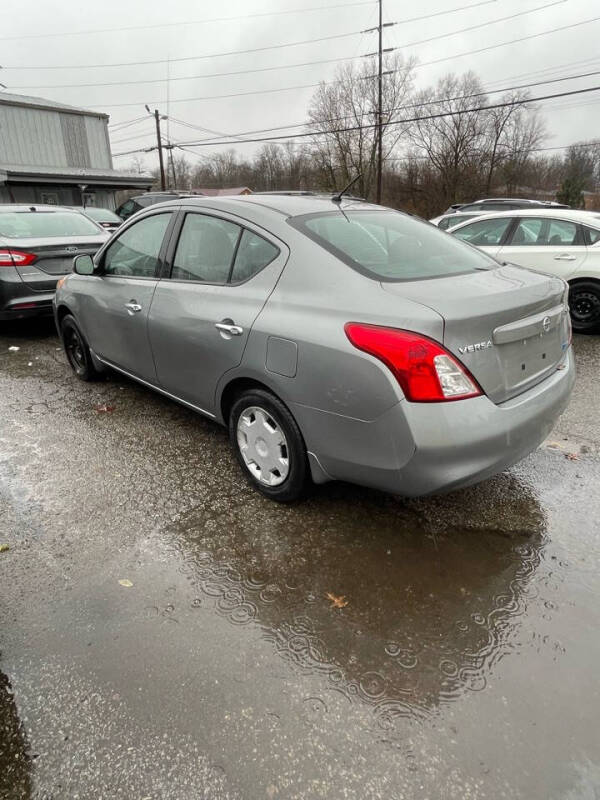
[291, 209, 496, 281]
[83, 207, 120, 223]
[0, 211, 101, 238]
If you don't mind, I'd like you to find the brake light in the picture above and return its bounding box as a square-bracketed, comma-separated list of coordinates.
[345, 323, 482, 402]
[0, 249, 36, 267]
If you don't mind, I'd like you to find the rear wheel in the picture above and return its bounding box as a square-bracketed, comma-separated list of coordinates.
[60, 314, 101, 381]
[569, 280, 600, 333]
[229, 389, 309, 503]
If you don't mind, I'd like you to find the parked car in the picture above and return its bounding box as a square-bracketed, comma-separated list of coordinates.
[0, 204, 109, 321]
[54, 194, 574, 502]
[429, 211, 487, 230]
[443, 198, 570, 215]
[449, 209, 600, 333]
[115, 191, 201, 221]
[75, 206, 123, 233]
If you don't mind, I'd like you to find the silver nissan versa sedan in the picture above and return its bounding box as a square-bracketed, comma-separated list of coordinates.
[53, 194, 575, 502]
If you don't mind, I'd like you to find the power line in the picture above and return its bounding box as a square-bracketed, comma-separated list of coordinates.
[60, 15, 600, 110]
[1, 29, 366, 71]
[112, 84, 600, 156]
[122, 67, 600, 148]
[398, 0, 565, 51]
[0, 1, 374, 43]
[10, 55, 358, 91]
[8, 1, 556, 92]
[416, 15, 600, 71]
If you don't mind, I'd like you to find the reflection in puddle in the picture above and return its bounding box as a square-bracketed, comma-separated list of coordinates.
[0, 667, 31, 799]
[165, 473, 545, 740]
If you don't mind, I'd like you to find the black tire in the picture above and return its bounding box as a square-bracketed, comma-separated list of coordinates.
[569, 280, 600, 334]
[229, 388, 310, 503]
[60, 314, 102, 381]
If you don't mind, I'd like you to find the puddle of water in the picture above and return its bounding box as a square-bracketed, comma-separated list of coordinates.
[163, 472, 546, 737]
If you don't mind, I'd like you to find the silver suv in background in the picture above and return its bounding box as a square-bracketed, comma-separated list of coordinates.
[55, 194, 574, 502]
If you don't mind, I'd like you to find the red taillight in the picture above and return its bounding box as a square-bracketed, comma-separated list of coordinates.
[0, 249, 36, 267]
[344, 323, 482, 402]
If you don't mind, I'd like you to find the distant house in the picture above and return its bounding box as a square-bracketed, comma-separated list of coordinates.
[194, 187, 252, 196]
[0, 92, 152, 209]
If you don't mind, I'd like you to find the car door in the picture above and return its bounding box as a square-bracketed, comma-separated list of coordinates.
[450, 216, 514, 258]
[497, 216, 588, 280]
[80, 210, 176, 381]
[148, 209, 288, 414]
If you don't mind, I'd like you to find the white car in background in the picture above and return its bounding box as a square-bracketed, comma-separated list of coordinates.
[449, 209, 600, 333]
[429, 211, 487, 230]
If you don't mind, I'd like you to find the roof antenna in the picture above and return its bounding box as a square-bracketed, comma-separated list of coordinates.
[332, 174, 362, 203]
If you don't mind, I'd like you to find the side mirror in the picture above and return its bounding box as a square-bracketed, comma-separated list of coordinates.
[73, 253, 95, 275]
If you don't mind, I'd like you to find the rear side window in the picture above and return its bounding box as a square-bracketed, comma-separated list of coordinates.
[584, 226, 600, 245]
[546, 219, 578, 245]
[291, 209, 495, 281]
[104, 212, 172, 277]
[172, 213, 241, 283]
[0, 211, 101, 238]
[231, 230, 279, 282]
[452, 217, 512, 246]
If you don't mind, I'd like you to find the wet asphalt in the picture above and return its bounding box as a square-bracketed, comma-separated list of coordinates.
[0, 320, 599, 800]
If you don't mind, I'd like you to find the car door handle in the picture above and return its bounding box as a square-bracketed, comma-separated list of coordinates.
[125, 301, 142, 314]
[215, 321, 243, 336]
[554, 254, 577, 261]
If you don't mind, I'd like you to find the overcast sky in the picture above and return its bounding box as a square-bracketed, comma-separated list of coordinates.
[1, 0, 598, 175]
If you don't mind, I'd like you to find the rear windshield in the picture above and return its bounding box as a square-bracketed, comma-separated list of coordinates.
[0, 211, 101, 239]
[290, 209, 495, 281]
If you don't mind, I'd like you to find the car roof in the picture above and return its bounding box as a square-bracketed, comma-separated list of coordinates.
[152, 192, 383, 219]
[449, 208, 600, 228]
[0, 204, 82, 213]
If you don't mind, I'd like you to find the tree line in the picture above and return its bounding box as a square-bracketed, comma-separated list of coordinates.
[135, 56, 600, 216]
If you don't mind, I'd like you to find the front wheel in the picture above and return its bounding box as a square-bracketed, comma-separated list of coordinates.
[60, 314, 102, 381]
[569, 280, 600, 333]
[229, 389, 310, 503]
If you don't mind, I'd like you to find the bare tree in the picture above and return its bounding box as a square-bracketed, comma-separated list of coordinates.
[407, 72, 490, 208]
[306, 53, 415, 199]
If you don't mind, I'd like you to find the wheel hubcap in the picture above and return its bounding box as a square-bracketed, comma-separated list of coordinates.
[236, 406, 290, 486]
[571, 290, 600, 323]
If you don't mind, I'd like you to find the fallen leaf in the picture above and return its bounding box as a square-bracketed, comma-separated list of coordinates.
[0, 544, 10, 553]
[94, 404, 115, 413]
[8, 346, 20, 352]
[546, 441, 563, 449]
[118, 579, 133, 588]
[565, 452, 579, 461]
[326, 592, 348, 609]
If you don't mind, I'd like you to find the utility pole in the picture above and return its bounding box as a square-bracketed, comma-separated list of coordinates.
[363, 3, 394, 204]
[376, 0, 383, 204]
[147, 106, 166, 191]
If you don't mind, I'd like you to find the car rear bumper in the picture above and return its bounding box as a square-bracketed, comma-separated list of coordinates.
[0, 290, 55, 320]
[295, 348, 575, 496]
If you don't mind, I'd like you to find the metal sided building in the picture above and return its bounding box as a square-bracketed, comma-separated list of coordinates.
[0, 93, 152, 209]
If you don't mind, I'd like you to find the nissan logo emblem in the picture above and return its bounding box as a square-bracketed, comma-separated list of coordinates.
[542, 315, 551, 333]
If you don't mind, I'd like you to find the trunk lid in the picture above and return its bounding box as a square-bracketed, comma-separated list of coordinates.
[8, 235, 107, 292]
[381, 264, 570, 403]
